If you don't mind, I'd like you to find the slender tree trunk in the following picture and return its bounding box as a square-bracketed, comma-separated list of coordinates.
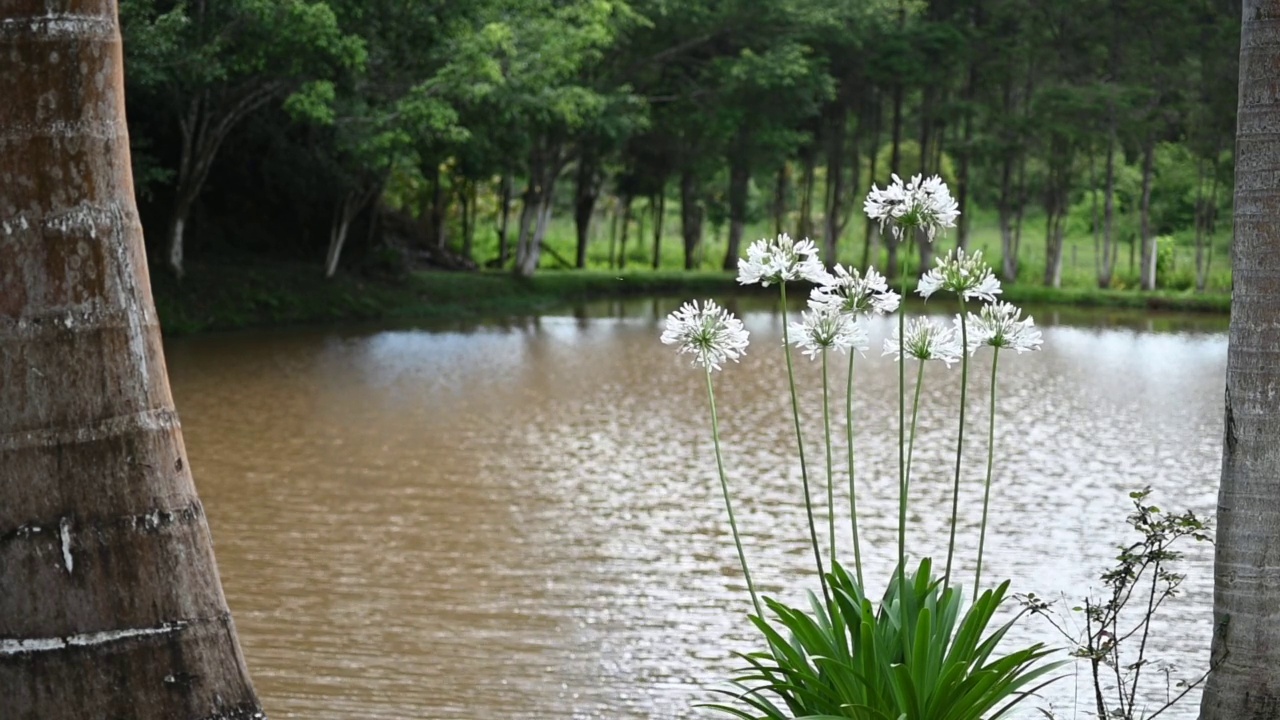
[1100, 121, 1118, 287]
[0, 4, 262, 717]
[574, 158, 600, 269]
[461, 181, 477, 262]
[824, 105, 848, 264]
[1139, 137, 1158, 290]
[681, 169, 703, 270]
[862, 100, 881, 270]
[428, 163, 447, 250]
[608, 198, 619, 269]
[998, 151, 1017, 281]
[772, 163, 790, 236]
[956, 79, 975, 251]
[1195, 155, 1209, 292]
[651, 189, 665, 270]
[618, 195, 633, 270]
[722, 155, 750, 270]
[1201, 2, 1280, 713]
[799, 149, 816, 240]
[325, 191, 360, 278]
[497, 173, 513, 266]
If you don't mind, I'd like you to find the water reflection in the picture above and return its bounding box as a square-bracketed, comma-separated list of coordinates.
[166, 304, 1226, 719]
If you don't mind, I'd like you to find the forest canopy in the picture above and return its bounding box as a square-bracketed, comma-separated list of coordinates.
[118, 0, 1241, 291]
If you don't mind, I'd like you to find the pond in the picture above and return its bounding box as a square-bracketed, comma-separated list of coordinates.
[166, 299, 1228, 720]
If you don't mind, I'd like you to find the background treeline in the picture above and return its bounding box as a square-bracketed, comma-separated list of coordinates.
[119, 0, 1240, 292]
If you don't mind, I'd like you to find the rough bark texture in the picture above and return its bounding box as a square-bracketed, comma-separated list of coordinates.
[0, 2, 263, 718]
[1200, 2, 1280, 717]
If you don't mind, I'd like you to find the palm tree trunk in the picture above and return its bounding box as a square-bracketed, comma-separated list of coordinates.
[1200, 2, 1280, 714]
[0, 4, 262, 717]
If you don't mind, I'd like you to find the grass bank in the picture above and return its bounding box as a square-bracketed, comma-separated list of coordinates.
[152, 262, 1229, 336]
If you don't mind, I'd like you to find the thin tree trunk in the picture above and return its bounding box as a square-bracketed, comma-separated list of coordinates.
[498, 173, 513, 266]
[824, 105, 848, 264]
[772, 163, 790, 236]
[799, 149, 816, 240]
[462, 181, 477, 262]
[722, 155, 750, 270]
[1201, 2, 1280, 713]
[574, 158, 600, 269]
[681, 169, 703, 270]
[862, 100, 881, 270]
[325, 191, 360, 278]
[1195, 155, 1209, 292]
[618, 195, 633, 270]
[651, 189, 665, 270]
[608, 198, 619, 269]
[956, 71, 975, 251]
[428, 163, 446, 250]
[0, 5, 262, 717]
[1100, 121, 1118, 287]
[1139, 137, 1158, 290]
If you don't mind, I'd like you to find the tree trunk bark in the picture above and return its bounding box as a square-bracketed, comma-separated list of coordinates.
[497, 172, 512, 266]
[798, 149, 816, 240]
[1201, 3, 1280, 713]
[325, 191, 360, 278]
[681, 169, 703, 270]
[1139, 137, 1157, 290]
[772, 163, 790, 236]
[0, 4, 263, 717]
[618, 195, 633, 270]
[862, 99, 881, 270]
[722, 156, 749, 271]
[824, 105, 848, 264]
[1100, 123, 1118, 288]
[651, 190, 665, 270]
[574, 158, 600, 269]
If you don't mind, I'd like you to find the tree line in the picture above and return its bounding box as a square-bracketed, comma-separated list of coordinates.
[119, 0, 1241, 290]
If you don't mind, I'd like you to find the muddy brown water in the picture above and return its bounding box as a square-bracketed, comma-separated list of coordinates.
[167, 299, 1227, 719]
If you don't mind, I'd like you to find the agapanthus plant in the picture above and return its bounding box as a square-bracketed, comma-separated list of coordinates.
[662, 177, 1060, 720]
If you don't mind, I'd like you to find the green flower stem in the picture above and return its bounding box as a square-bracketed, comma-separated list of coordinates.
[944, 300, 970, 593]
[974, 347, 1000, 599]
[845, 350, 864, 587]
[779, 281, 830, 605]
[904, 358, 926, 498]
[705, 368, 763, 619]
[822, 350, 836, 566]
[896, 256, 908, 593]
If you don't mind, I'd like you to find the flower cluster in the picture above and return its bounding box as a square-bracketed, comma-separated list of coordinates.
[883, 317, 963, 367]
[964, 302, 1043, 355]
[918, 249, 1002, 303]
[809, 264, 901, 317]
[661, 300, 750, 371]
[863, 173, 960, 242]
[789, 309, 869, 360]
[737, 233, 828, 287]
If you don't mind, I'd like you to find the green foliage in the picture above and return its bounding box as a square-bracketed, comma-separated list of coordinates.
[708, 560, 1065, 720]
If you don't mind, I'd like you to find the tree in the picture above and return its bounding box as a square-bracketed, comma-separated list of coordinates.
[121, 0, 364, 278]
[1199, 0, 1280, 715]
[0, 3, 262, 717]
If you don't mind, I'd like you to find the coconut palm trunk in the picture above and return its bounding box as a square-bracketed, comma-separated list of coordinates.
[0, 3, 263, 718]
[1199, 1, 1280, 715]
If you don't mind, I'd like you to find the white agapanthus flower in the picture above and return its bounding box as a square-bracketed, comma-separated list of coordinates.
[661, 300, 750, 371]
[737, 233, 828, 286]
[864, 173, 960, 242]
[808, 264, 901, 317]
[917, 249, 1002, 303]
[788, 309, 869, 360]
[963, 301, 1043, 355]
[883, 317, 963, 367]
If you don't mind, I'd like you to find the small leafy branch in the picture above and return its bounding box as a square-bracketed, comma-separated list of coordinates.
[1023, 489, 1213, 720]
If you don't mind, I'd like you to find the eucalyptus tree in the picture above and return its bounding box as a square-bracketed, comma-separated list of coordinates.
[1200, 1, 1280, 711]
[0, 3, 261, 716]
[482, 0, 642, 277]
[120, 0, 364, 278]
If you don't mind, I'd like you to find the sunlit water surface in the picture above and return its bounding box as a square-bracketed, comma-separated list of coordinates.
[166, 299, 1227, 720]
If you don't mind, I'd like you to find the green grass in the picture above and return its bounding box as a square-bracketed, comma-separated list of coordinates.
[152, 258, 1229, 337]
